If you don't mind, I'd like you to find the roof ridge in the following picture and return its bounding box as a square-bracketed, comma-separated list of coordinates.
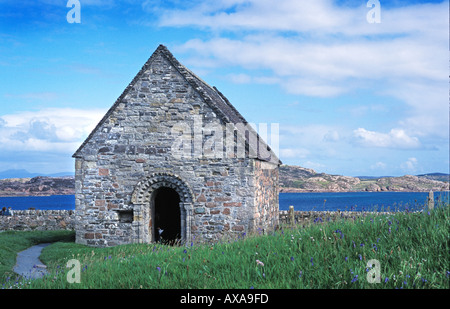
[213, 86, 247, 124]
[156, 45, 236, 124]
[73, 44, 281, 164]
[153, 46, 280, 164]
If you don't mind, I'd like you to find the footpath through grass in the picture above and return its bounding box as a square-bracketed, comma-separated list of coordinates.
[1, 203, 449, 289]
[0, 230, 75, 285]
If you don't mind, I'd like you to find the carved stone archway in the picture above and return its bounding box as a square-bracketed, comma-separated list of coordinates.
[131, 172, 194, 244]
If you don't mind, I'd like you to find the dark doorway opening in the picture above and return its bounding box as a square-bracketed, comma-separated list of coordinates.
[154, 187, 181, 244]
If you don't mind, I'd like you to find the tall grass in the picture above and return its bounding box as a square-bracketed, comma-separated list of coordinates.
[3, 203, 449, 289]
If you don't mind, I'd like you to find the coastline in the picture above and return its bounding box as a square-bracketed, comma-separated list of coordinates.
[280, 187, 450, 193]
[1, 189, 449, 197]
[1, 171, 448, 197]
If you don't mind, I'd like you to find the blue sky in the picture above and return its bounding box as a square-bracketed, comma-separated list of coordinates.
[0, 0, 448, 177]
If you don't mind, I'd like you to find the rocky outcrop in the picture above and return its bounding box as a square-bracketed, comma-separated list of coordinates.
[279, 165, 449, 192]
[364, 175, 448, 192]
[0, 176, 75, 197]
[279, 165, 362, 192]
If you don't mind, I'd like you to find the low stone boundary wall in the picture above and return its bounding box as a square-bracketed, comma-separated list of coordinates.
[0, 209, 396, 232]
[0, 210, 75, 231]
[279, 209, 395, 225]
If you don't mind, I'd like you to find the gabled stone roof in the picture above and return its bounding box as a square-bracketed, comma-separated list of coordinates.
[73, 44, 280, 165]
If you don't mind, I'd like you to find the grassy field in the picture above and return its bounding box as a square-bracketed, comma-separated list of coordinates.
[0, 230, 74, 286]
[1, 203, 449, 289]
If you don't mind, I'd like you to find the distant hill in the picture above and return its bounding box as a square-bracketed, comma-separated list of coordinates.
[357, 173, 449, 182]
[280, 165, 449, 193]
[0, 176, 75, 197]
[0, 169, 73, 180]
[0, 166, 448, 197]
[416, 173, 450, 183]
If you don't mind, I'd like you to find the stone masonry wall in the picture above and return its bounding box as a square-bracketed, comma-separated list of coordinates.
[0, 210, 389, 235]
[253, 160, 279, 233]
[189, 159, 256, 242]
[0, 210, 75, 231]
[74, 51, 258, 247]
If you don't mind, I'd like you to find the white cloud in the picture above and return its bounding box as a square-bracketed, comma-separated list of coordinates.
[303, 161, 326, 171]
[281, 124, 341, 144]
[179, 32, 445, 97]
[387, 80, 449, 139]
[157, 0, 447, 38]
[401, 157, 418, 173]
[370, 161, 387, 171]
[227, 73, 252, 84]
[353, 128, 421, 149]
[164, 0, 448, 143]
[279, 148, 310, 159]
[278, 124, 345, 165]
[0, 108, 105, 153]
[323, 130, 339, 142]
[159, 0, 354, 33]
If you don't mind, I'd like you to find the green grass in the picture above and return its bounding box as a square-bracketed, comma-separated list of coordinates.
[1, 203, 449, 289]
[0, 230, 75, 285]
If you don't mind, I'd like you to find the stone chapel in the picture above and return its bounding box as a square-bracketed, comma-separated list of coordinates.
[73, 45, 281, 247]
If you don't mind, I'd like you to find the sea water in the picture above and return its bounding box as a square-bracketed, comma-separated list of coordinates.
[0, 195, 76, 211]
[279, 191, 449, 212]
[0, 191, 448, 212]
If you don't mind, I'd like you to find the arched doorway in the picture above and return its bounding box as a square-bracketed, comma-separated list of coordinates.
[153, 187, 181, 243]
[131, 172, 194, 245]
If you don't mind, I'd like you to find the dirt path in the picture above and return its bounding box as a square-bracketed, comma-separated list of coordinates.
[13, 243, 51, 279]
